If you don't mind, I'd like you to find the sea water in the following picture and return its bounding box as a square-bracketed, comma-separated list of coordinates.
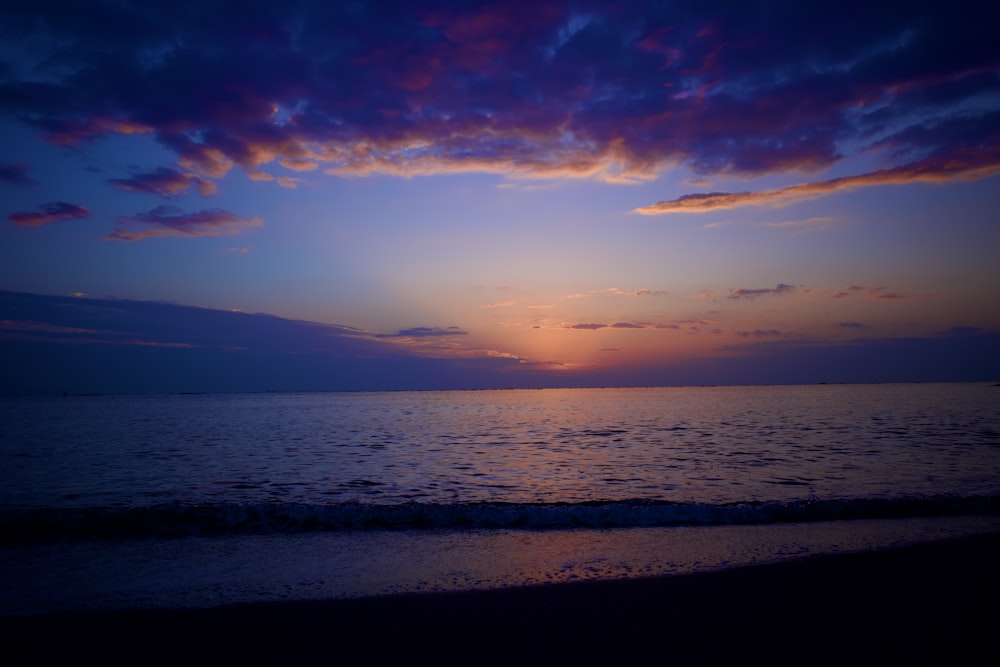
[3, 383, 999, 613]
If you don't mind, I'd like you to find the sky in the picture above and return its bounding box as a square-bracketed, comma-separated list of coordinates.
[2, 0, 999, 394]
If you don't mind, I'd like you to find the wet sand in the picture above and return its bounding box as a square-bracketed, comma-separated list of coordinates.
[4, 532, 998, 665]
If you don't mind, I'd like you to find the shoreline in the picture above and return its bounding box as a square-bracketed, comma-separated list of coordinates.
[5, 515, 1000, 615]
[4, 531, 999, 664]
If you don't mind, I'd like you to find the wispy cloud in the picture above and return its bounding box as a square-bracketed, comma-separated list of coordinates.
[831, 285, 912, 301]
[937, 326, 987, 337]
[377, 326, 468, 338]
[279, 158, 320, 172]
[831, 286, 867, 299]
[636, 143, 1000, 215]
[566, 287, 668, 299]
[564, 321, 648, 331]
[276, 176, 302, 189]
[734, 329, 785, 338]
[656, 318, 718, 332]
[8, 202, 91, 227]
[727, 283, 796, 301]
[763, 216, 833, 229]
[109, 167, 217, 198]
[106, 205, 263, 241]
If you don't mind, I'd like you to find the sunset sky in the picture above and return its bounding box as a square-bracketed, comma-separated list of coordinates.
[2, 0, 998, 393]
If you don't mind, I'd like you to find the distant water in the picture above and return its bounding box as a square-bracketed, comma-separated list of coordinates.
[3, 383, 999, 543]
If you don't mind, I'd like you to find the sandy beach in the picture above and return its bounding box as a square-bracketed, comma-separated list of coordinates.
[5, 532, 998, 665]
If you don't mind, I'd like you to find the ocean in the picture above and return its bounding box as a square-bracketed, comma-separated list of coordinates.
[3, 383, 999, 614]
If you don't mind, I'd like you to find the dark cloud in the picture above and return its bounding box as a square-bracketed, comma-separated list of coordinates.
[727, 283, 796, 300]
[735, 329, 783, 338]
[0, 162, 34, 185]
[0, 1, 995, 192]
[565, 321, 647, 330]
[830, 285, 911, 301]
[837, 322, 868, 329]
[937, 326, 985, 337]
[8, 202, 91, 227]
[832, 286, 866, 299]
[107, 205, 263, 241]
[378, 326, 468, 338]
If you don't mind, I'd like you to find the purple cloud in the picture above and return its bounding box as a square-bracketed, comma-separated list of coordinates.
[8, 202, 91, 227]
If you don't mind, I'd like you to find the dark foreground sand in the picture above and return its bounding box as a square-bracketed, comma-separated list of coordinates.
[4, 533, 998, 665]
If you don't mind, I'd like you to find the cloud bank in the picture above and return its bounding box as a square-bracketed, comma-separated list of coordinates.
[3, 290, 997, 394]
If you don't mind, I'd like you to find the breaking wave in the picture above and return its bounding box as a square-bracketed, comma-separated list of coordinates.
[4, 495, 999, 546]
